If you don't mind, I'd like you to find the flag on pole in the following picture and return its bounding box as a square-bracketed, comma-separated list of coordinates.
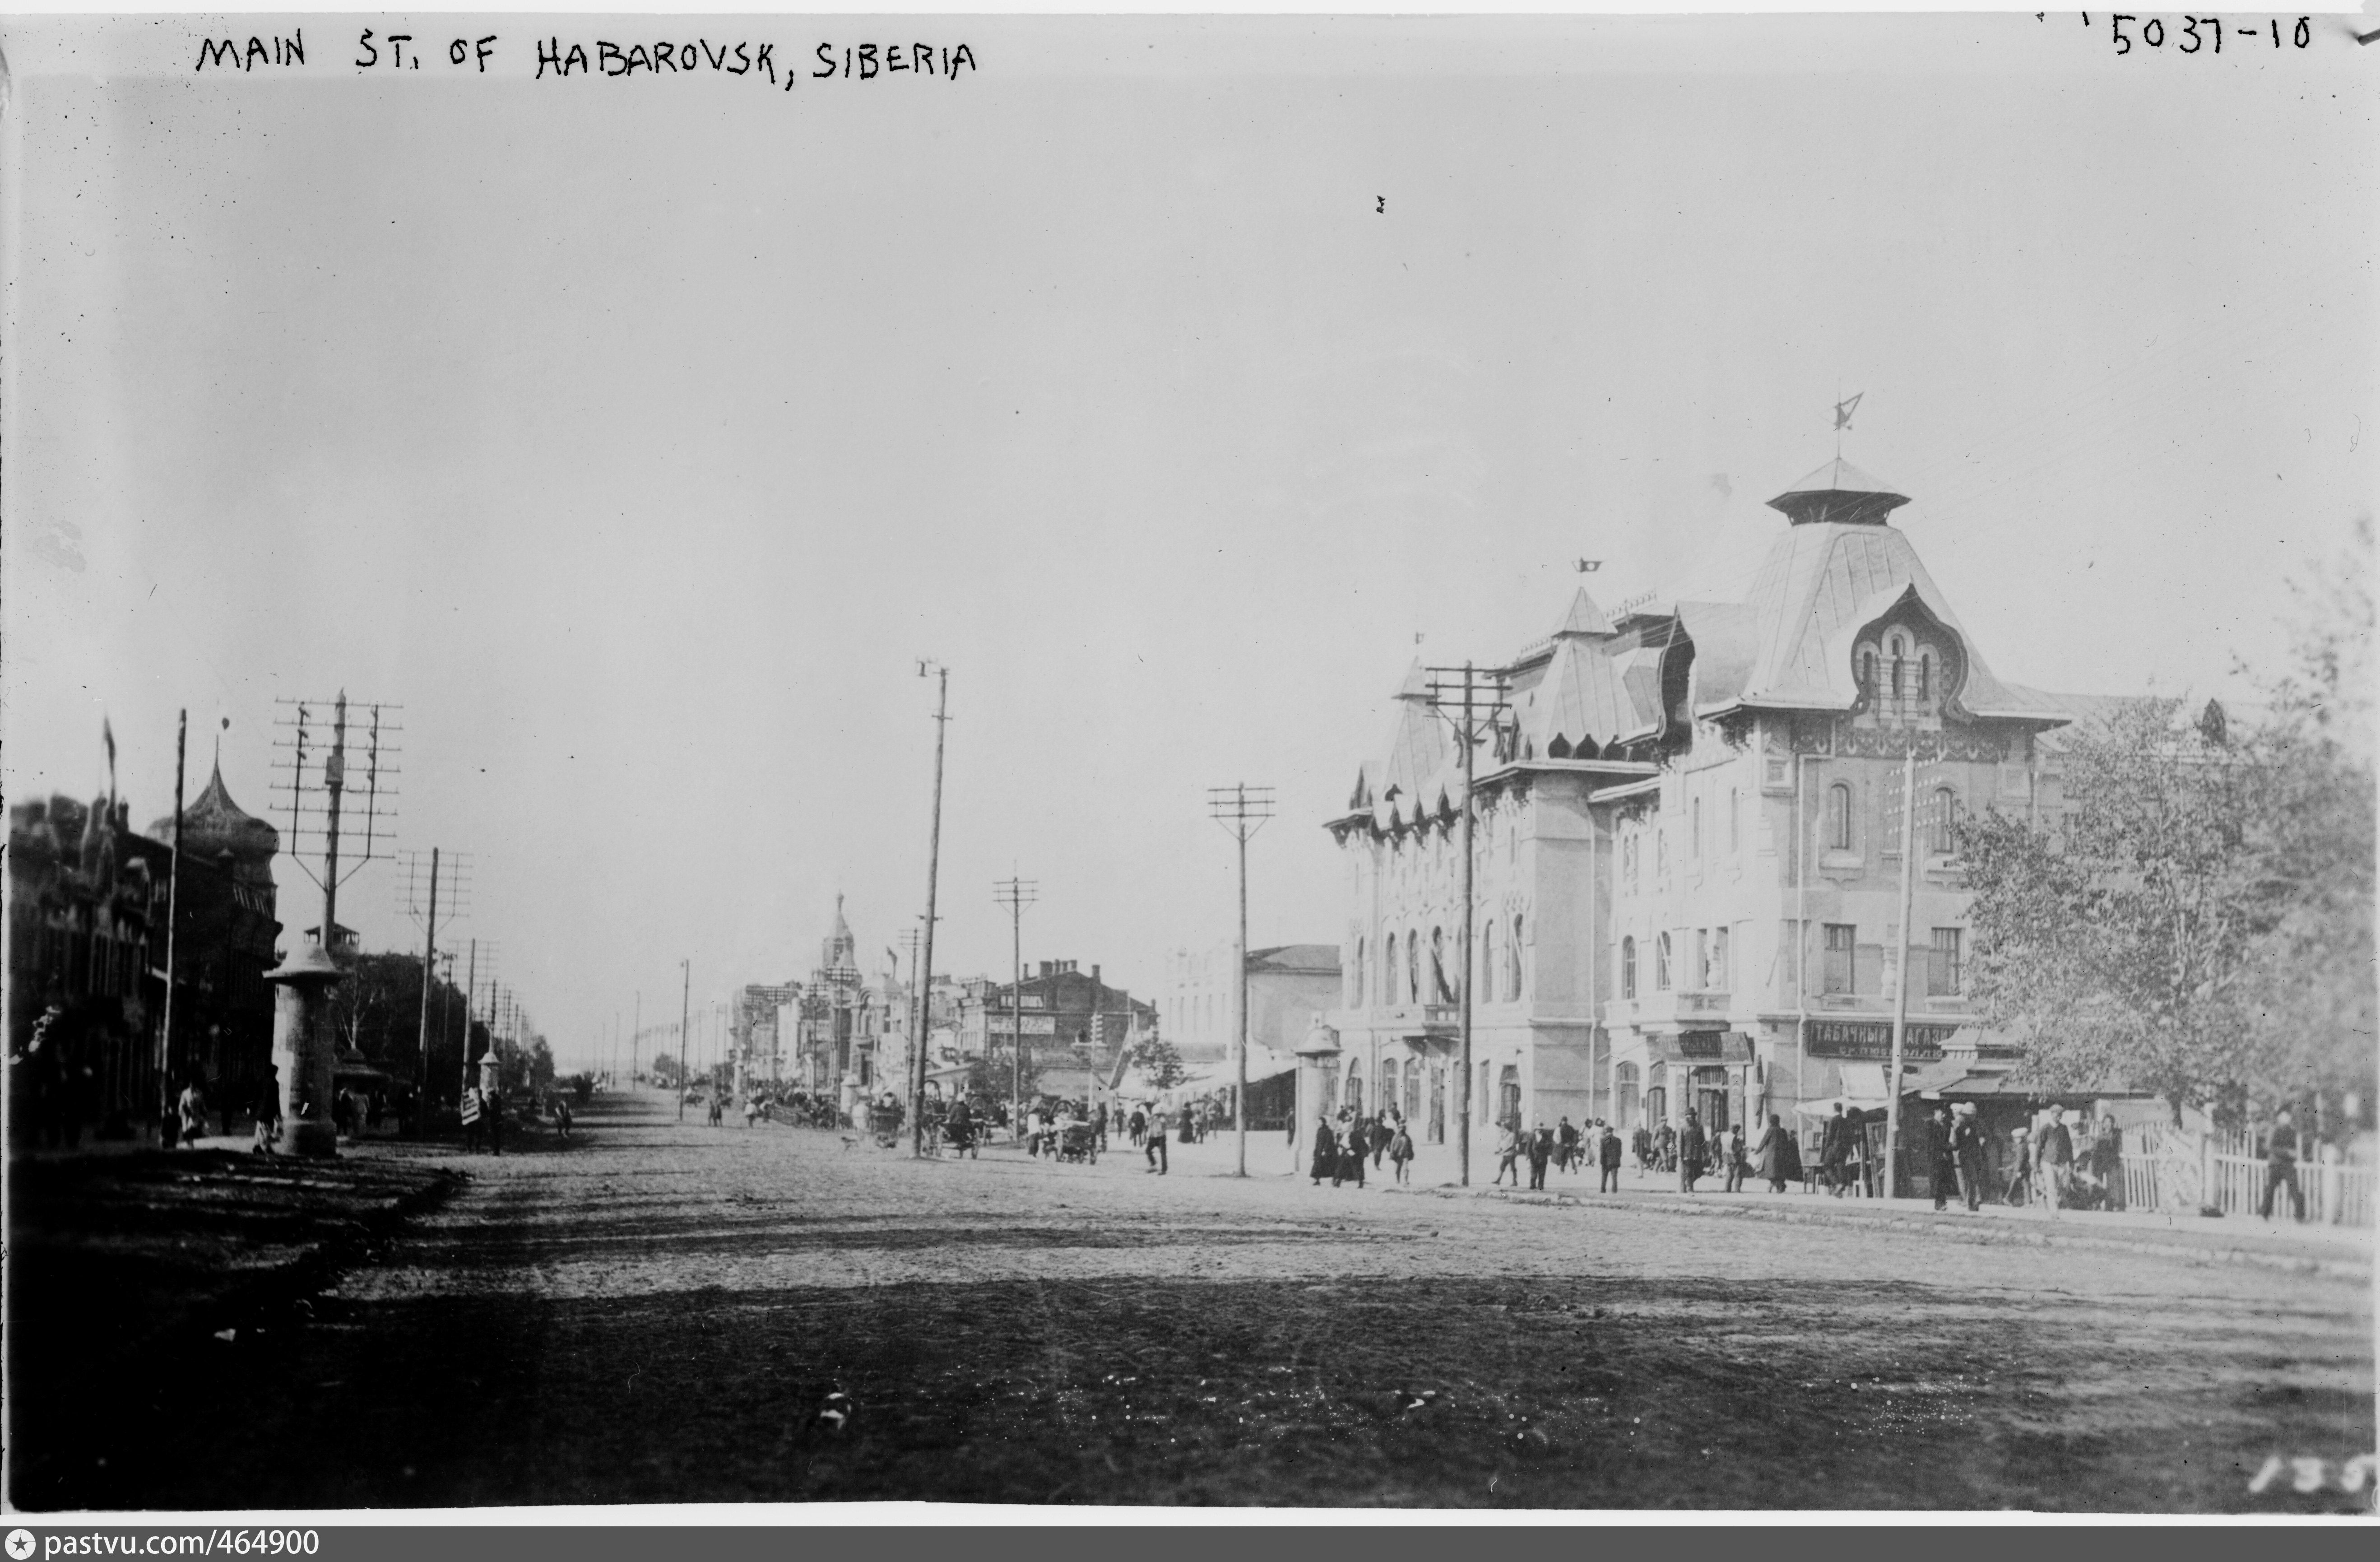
[1833, 392, 1864, 431]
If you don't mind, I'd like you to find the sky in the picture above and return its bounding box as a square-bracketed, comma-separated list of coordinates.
[5, 13, 2373, 1074]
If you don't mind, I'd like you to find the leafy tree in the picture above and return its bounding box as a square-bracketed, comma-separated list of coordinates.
[1962, 521, 2376, 1126]
[1135, 1036, 1186, 1093]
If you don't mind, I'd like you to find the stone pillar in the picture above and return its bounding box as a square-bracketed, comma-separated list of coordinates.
[266, 937, 342, 1158]
[1295, 1016, 1342, 1166]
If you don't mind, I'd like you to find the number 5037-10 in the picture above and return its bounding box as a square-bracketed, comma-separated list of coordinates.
[2110, 15, 2310, 53]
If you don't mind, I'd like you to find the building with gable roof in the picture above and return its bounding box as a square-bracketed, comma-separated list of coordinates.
[1318, 457, 2096, 1159]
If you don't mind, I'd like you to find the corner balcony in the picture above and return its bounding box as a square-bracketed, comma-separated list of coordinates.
[1368, 1001, 1460, 1039]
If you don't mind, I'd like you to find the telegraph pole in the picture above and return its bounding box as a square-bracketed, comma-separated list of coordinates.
[678, 959, 691, 1121]
[911, 660, 950, 1157]
[157, 710, 187, 1141]
[1425, 662, 1512, 1188]
[408, 848, 438, 1135]
[1208, 784, 1275, 1178]
[460, 938, 478, 1097]
[1884, 738, 1934, 1200]
[994, 875, 1037, 1122]
[632, 990, 641, 1088]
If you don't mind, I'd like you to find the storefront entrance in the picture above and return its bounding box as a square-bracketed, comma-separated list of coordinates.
[1693, 1066, 1730, 1134]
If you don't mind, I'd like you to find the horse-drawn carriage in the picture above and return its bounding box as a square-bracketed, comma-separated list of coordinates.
[864, 1100, 905, 1149]
[1054, 1121, 1099, 1164]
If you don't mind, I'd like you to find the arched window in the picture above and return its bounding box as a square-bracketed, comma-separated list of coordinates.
[1406, 930, 1421, 1005]
[1480, 918, 1497, 1003]
[1859, 649, 1877, 696]
[1430, 926, 1453, 1004]
[1344, 1065, 1363, 1118]
[1615, 1062, 1641, 1131]
[1620, 935, 1638, 999]
[1888, 632, 1907, 699]
[1499, 1065, 1522, 1128]
[1381, 1056, 1399, 1114]
[1728, 788, 1740, 855]
[1691, 797, 1703, 860]
[1480, 1062, 1492, 1123]
[1929, 787, 1960, 854]
[1918, 650, 1934, 702]
[1351, 938, 1365, 1008]
[1508, 915, 1525, 1000]
[1383, 934, 1398, 1005]
[1828, 782, 1853, 851]
[1655, 931, 1673, 990]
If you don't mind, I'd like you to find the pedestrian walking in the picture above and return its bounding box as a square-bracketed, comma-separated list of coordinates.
[1334, 1116, 1367, 1187]
[1655, 1120, 1677, 1176]
[1556, 1116, 1581, 1174]
[1388, 1118, 1415, 1185]
[176, 1076, 209, 1149]
[1526, 1125, 1554, 1190]
[2004, 1125, 2032, 1206]
[1722, 1121, 1749, 1192]
[1374, 1106, 1400, 1171]
[1598, 1121, 1624, 1191]
[1950, 1103, 1986, 1212]
[1127, 1104, 1146, 1149]
[251, 1065, 283, 1156]
[2259, 1106, 2306, 1221]
[2037, 1105, 2074, 1213]
[1309, 1115, 1339, 1186]
[1754, 1113, 1795, 1193]
[1631, 1124, 1654, 1176]
[1677, 1111, 1707, 1193]
[1492, 1118, 1522, 1187]
[1143, 1100, 1169, 1175]
[2093, 1113, 2127, 1211]
[555, 1096, 574, 1143]
[1820, 1103, 1854, 1196]
[1930, 1105, 1960, 1210]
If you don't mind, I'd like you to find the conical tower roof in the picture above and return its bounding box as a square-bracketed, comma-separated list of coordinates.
[1766, 456, 1910, 527]
[1550, 585, 1616, 638]
[150, 763, 278, 866]
[1394, 659, 1430, 700]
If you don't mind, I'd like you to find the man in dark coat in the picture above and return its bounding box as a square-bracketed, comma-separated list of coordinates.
[1598, 1122, 1624, 1191]
[2260, 1106, 2305, 1221]
[1930, 1106, 1960, 1209]
[1527, 1125, 1554, 1190]
[1677, 1110, 1708, 1193]
[1949, 1103, 1986, 1211]
[1820, 1103, 1853, 1196]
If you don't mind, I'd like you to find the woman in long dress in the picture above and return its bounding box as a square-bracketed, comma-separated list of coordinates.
[1308, 1116, 1339, 1185]
[1753, 1113, 1792, 1192]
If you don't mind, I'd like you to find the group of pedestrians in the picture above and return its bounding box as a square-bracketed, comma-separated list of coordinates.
[1308, 1104, 1416, 1188]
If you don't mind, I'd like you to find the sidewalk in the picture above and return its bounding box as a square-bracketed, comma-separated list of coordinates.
[1145, 1127, 2371, 1278]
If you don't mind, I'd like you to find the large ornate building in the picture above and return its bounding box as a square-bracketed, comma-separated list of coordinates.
[1318, 459, 2088, 1148]
[8, 759, 281, 1138]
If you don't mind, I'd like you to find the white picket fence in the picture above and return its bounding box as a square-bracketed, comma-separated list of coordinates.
[2124, 1123, 2374, 1227]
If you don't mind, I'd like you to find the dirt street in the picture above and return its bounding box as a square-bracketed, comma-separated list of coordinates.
[37, 1090, 2374, 1512]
